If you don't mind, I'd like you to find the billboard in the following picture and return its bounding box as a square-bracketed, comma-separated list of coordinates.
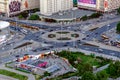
[78, 0, 96, 8]
[9, 0, 21, 13]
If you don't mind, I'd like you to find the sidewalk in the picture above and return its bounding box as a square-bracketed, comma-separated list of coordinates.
[85, 41, 120, 52]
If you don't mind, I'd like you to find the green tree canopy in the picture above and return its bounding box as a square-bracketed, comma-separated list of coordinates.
[43, 71, 51, 77]
[116, 22, 120, 33]
[18, 15, 24, 19]
[28, 14, 39, 20]
[107, 61, 120, 78]
[117, 7, 120, 14]
[81, 72, 96, 80]
[80, 15, 88, 21]
[89, 13, 102, 19]
[96, 70, 108, 80]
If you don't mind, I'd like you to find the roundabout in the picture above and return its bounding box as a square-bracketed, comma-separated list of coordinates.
[41, 30, 85, 42]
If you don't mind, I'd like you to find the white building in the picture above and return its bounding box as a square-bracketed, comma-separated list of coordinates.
[0, 21, 10, 44]
[40, 0, 73, 15]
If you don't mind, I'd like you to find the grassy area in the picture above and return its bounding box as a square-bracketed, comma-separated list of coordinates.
[55, 51, 111, 77]
[58, 51, 111, 67]
[5, 62, 14, 69]
[0, 69, 28, 80]
[16, 68, 31, 73]
[72, 53, 105, 67]
[34, 74, 43, 80]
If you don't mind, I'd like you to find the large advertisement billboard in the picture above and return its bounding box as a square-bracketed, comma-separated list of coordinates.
[9, 0, 21, 13]
[78, 0, 96, 8]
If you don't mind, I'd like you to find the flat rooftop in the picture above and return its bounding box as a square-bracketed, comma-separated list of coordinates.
[38, 8, 95, 20]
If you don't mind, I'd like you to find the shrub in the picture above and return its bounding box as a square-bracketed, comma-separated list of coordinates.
[116, 22, 120, 33]
[18, 15, 24, 19]
[29, 14, 39, 20]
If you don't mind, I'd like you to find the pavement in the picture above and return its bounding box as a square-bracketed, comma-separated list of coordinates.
[93, 64, 110, 74]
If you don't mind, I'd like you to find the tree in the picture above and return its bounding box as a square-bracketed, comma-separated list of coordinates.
[96, 70, 108, 80]
[83, 63, 93, 72]
[114, 61, 120, 77]
[116, 22, 120, 33]
[89, 13, 102, 19]
[81, 72, 96, 80]
[80, 15, 88, 21]
[107, 63, 116, 77]
[77, 64, 84, 75]
[18, 15, 24, 19]
[73, 0, 77, 7]
[44, 18, 57, 22]
[117, 7, 120, 14]
[43, 71, 51, 77]
[28, 14, 39, 20]
[20, 11, 28, 19]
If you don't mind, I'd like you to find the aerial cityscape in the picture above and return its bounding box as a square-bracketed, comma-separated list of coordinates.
[0, 0, 120, 80]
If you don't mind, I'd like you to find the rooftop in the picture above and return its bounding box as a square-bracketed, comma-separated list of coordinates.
[0, 21, 10, 29]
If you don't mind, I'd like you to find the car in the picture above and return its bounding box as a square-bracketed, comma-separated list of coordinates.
[82, 38, 86, 40]
[77, 40, 81, 43]
[107, 24, 110, 27]
[86, 35, 89, 37]
[32, 49, 37, 52]
[63, 44, 68, 46]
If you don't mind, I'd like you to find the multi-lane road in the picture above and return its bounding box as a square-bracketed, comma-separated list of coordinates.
[0, 14, 120, 63]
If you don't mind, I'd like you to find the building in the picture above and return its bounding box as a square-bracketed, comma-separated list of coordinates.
[40, 0, 73, 15]
[0, 21, 10, 44]
[78, 0, 120, 12]
[0, 0, 40, 17]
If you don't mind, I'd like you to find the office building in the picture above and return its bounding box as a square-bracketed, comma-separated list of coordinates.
[78, 0, 120, 12]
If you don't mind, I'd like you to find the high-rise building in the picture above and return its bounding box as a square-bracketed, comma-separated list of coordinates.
[0, 0, 40, 17]
[78, 0, 120, 12]
[40, 0, 73, 15]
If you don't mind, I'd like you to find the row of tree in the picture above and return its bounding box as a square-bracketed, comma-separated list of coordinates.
[117, 7, 120, 14]
[80, 13, 103, 21]
[81, 61, 120, 80]
[116, 22, 120, 33]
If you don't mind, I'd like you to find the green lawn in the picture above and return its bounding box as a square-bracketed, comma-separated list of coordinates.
[34, 74, 43, 80]
[72, 53, 101, 67]
[58, 51, 111, 67]
[0, 69, 28, 80]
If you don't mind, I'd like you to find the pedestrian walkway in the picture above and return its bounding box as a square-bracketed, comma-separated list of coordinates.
[93, 64, 109, 74]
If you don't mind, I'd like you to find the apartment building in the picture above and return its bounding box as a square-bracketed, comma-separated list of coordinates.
[40, 0, 73, 15]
